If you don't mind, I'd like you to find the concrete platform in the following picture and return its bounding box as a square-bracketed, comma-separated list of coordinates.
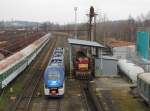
[93, 76, 150, 111]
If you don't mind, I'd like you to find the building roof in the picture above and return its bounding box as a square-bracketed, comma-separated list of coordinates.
[68, 38, 104, 48]
[138, 73, 150, 84]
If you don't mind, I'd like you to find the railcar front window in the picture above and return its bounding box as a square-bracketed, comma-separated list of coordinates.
[48, 71, 60, 80]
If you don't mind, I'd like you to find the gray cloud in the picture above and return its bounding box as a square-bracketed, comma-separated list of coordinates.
[0, 0, 149, 24]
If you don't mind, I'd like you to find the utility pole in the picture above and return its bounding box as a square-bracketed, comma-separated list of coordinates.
[74, 7, 78, 39]
[103, 13, 106, 46]
[86, 6, 98, 56]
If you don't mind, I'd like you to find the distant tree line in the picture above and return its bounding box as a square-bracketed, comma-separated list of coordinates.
[1, 11, 150, 43]
[95, 11, 150, 43]
[58, 11, 150, 43]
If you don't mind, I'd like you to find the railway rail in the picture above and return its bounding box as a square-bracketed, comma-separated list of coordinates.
[9, 37, 57, 111]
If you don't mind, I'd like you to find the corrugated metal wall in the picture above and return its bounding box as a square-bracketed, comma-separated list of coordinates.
[95, 58, 118, 77]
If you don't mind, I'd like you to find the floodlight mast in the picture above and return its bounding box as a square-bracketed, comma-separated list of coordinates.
[74, 7, 78, 39]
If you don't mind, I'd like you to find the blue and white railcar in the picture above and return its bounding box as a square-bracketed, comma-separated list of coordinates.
[44, 48, 65, 97]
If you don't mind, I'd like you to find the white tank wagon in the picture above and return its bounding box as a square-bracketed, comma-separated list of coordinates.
[0, 33, 51, 89]
[117, 59, 144, 83]
[137, 73, 150, 104]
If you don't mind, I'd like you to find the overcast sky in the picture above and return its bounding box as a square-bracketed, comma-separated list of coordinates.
[0, 0, 150, 24]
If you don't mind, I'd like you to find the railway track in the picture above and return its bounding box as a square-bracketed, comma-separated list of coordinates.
[79, 80, 104, 111]
[42, 99, 62, 111]
[9, 37, 57, 111]
[80, 81, 90, 111]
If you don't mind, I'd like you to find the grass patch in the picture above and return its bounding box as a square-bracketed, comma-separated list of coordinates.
[0, 74, 28, 110]
[0, 96, 7, 110]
